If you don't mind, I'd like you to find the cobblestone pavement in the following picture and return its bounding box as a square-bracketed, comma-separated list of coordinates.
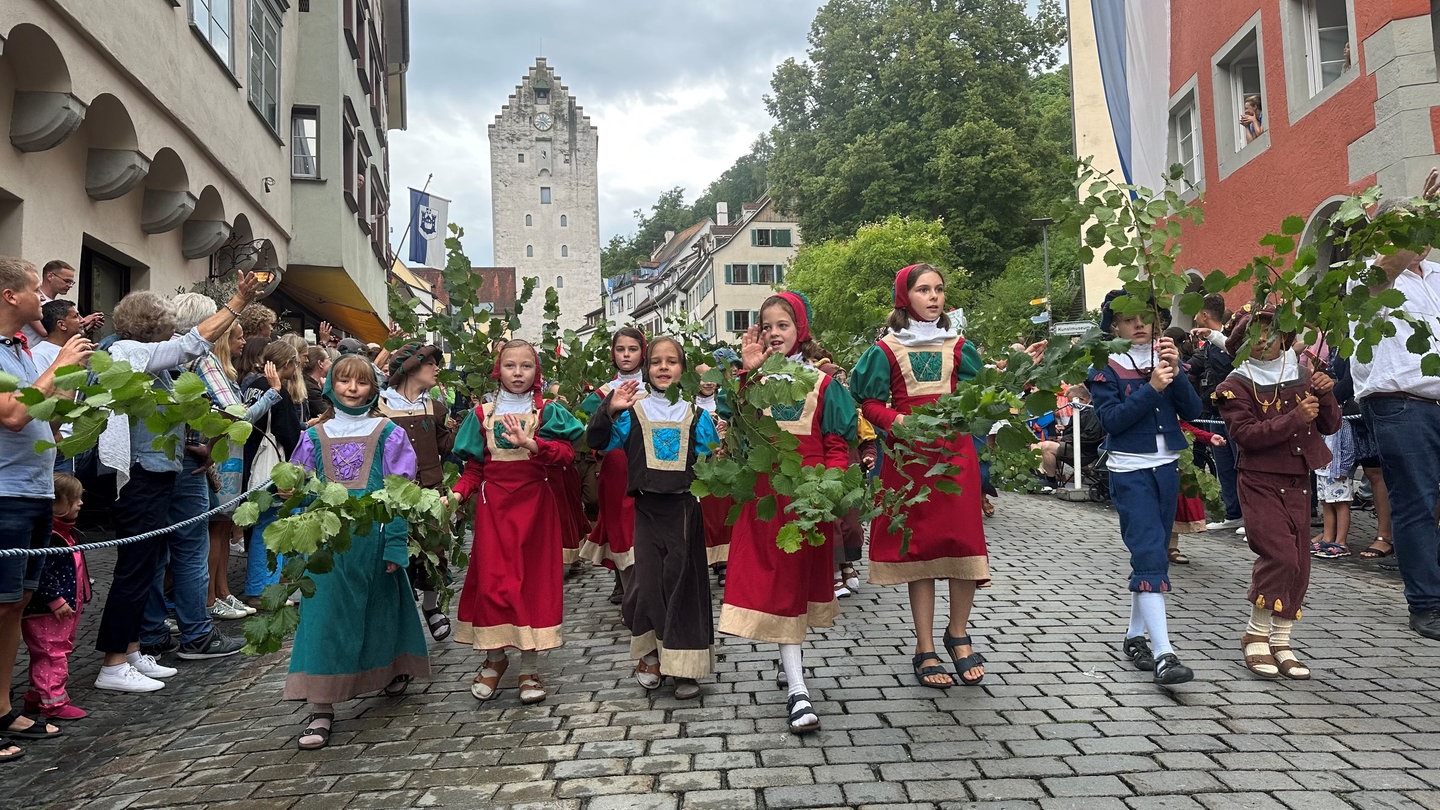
[9, 492, 1440, 810]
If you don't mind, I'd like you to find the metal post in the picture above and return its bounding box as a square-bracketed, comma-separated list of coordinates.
[1032, 217, 1054, 335]
[1070, 399, 1083, 490]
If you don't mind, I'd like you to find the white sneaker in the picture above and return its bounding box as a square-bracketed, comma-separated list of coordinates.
[95, 663, 164, 693]
[225, 594, 258, 616]
[1206, 517, 1243, 531]
[129, 653, 178, 679]
[229, 539, 246, 555]
[1236, 527, 1247, 536]
[210, 598, 248, 620]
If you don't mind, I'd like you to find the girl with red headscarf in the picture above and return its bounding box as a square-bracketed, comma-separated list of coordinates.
[450, 340, 585, 706]
[849, 264, 990, 690]
[719, 291, 857, 735]
[577, 326, 647, 608]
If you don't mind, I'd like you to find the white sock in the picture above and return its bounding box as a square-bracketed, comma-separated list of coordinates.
[519, 650, 539, 671]
[101, 662, 127, 675]
[1125, 593, 1145, 639]
[485, 648, 507, 664]
[1136, 592, 1174, 658]
[780, 644, 806, 695]
[421, 591, 439, 611]
[1246, 606, 1272, 637]
[125, 651, 144, 664]
[1269, 616, 1295, 648]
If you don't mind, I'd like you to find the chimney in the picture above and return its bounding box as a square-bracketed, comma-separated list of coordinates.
[716, 202, 729, 227]
[664, 230, 675, 244]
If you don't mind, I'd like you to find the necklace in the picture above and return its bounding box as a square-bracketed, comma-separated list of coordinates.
[1246, 353, 1287, 414]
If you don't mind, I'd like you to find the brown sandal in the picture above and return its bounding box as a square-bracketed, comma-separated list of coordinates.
[634, 658, 662, 690]
[518, 674, 548, 704]
[470, 656, 509, 701]
[1271, 646, 1311, 680]
[1168, 548, 1190, 565]
[981, 496, 995, 518]
[1241, 633, 1280, 679]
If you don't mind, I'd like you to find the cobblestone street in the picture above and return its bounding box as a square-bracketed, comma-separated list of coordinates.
[10, 491, 1440, 810]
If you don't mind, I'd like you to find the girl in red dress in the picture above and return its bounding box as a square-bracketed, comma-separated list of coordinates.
[849, 264, 990, 689]
[719, 292, 857, 734]
[1170, 421, 1227, 565]
[577, 327, 647, 606]
[451, 341, 585, 705]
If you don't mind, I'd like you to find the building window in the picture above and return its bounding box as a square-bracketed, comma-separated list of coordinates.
[561, 245, 569, 257]
[342, 100, 358, 212]
[540, 187, 552, 204]
[725, 264, 750, 285]
[1167, 87, 1201, 193]
[757, 264, 779, 284]
[356, 131, 371, 226]
[248, 0, 283, 133]
[1218, 28, 1264, 154]
[536, 87, 549, 103]
[556, 275, 564, 289]
[518, 153, 526, 164]
[560, 214, 568, 227]
[190, 0, 233, 68]
[526, 245, 534, 258]
[291, 108, 319, 178]
[726, 310, 757, 332]
[751, 228, 793, 248]
[525, 214, 533, 226]
[1303, 0, 1350, 94]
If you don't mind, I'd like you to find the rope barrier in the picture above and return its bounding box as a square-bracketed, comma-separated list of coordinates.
[0, 478, 274, 558]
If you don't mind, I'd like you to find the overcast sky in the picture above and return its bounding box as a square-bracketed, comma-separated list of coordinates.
[386, 1, 827, 267]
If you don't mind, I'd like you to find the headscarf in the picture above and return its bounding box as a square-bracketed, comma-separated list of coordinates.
[894, 264, 925, 318]
[491, 340, 545, 409]
[889, 265, 957, 347]
[323, 361, 380, 416]
[772, 291, 812, 345]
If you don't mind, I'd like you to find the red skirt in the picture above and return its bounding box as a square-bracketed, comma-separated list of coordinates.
[719, 477, 837, 644]
[869, 436, 989, 585]
[577, 449, 635, 570]
[1174, 493, 1207, 534]
[700, 495, 734, 565]
[455, 461, 563, 651]
[548, 463, 590, 564]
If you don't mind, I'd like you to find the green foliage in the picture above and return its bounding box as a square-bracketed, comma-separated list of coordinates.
[765, 0, 1070, 283]
[786, 215, 967, 368]
[966, 237, 1083, 353]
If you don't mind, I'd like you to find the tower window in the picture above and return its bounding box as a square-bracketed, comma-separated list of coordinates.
[518, 153, 525, 163]
[561, 245, 569, 257]
[536, 87, 549, 103]
[560, 214, 568, 227]
[540, 187, 552, 204]
[525, 214, 532, 226]
[526, 245, 534, 258]
[556, 275, 564, 288]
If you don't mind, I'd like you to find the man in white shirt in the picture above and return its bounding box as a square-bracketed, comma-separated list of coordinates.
[19, 260, 102, 346]
[1355, 196, 1440, 640]
[34, 300, 85, 469]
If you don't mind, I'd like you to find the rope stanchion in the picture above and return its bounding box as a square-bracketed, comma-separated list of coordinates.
[0, 478, 274, 558]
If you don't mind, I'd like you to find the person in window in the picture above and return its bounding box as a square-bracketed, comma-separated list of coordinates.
[1240, 94, 1266, 144]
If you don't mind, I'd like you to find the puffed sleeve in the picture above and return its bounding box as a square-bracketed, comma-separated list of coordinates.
[820, 377, 859, 469]
[578, 389, 606, 417]
[957, 339, 984, 382]
[382, 424, 420, 481]
[851, 344, 899, 431]
[451, 409, 485, 503]
[289, 428, 320, 473]
[695, 409, 719, 457]
[532, 402, 581, 465]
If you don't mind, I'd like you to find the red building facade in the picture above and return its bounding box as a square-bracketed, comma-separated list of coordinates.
[1164, 0, 1435, 314]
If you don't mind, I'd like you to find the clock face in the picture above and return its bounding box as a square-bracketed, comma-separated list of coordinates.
[534, 113, 553, 131]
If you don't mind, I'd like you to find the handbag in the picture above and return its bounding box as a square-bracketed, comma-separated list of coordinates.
[246, 408, 284, 491]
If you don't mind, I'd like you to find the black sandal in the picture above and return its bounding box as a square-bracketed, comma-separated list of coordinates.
[1121, 636, 1156, 671]
[382, 674, 412, 697]
[912, 652, 954, 689]
[0, 737, 22, 764]
[943, 632, 986, 685]
[298, 712, 334, 750]
[786, 691, 820, 734]
[424, 609, 452, 641]
[0, 710, 61, 740]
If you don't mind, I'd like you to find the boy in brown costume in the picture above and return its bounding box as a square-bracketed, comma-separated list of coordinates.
[1216, 308, 1340, 680]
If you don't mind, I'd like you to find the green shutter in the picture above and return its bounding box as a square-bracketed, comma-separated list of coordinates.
[776, 229, 792, 247]
[724, 264, 733, 284]
[750, 265, 759, 284]
[776, 265, 785, 284]
[751, 229, 758, 246]
[726, 311, 735, 331]
[751, 310, 760, 326]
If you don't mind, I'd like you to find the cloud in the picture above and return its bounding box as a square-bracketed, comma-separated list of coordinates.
[387, 0, 823, 266]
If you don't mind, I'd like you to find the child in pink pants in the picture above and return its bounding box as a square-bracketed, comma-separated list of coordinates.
[22, 473, 90, 721]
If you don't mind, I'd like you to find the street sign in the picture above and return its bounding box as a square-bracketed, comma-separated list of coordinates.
[1052, 321, 1099, 337]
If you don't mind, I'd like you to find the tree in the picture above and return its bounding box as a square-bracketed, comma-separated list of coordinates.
[690, 135, 772, 224]
[964, 236, 1082, 353]
[599, 186, 701, 278]
[784, 215, 968, 366]
[765, 0, 1069, 284]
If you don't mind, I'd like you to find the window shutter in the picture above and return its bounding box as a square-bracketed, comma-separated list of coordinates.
[775, 229, 792, 248]
[750, 265, 759, 284]
[726, 311, 735, 331]
[724, 264, 733, 284]
[751, 310, 760, 327]
[776, 265, 785, 284]
[751, 230, 758, 246]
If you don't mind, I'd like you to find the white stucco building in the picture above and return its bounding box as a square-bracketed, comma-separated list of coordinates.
[0, 0, 407, 342]
[489, 58, 601, 339]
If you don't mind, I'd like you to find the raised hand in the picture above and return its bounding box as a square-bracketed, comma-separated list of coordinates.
[740, 325, 768, 371]
[1155, 336, 1179, 367]
[609, 380, 641, 414]
[236, 270, 263, 303]
[263, 361, 282, 392]
[53, 332, 94, 370]
[499, 412, 537, 452]
[318, 321, 334, 345]
[1424, 167, 1440, 201]
[1023, 340, 1048, 363]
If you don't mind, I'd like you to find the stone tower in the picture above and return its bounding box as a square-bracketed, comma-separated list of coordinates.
[490, 58, 601, 339]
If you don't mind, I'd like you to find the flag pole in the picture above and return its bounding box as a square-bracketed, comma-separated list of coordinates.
[392, 173, 434, 269]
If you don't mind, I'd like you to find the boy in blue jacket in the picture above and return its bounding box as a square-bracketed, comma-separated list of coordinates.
[1089, 291, 1203, 685]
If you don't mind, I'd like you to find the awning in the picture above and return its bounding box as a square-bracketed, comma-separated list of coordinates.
[277, 265, 389, 343]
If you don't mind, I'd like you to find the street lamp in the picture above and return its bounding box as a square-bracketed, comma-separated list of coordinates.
[1032, 217, 1054, 335]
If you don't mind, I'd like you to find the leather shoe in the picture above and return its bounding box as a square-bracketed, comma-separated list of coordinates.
[1410, 609, 1440, 641]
